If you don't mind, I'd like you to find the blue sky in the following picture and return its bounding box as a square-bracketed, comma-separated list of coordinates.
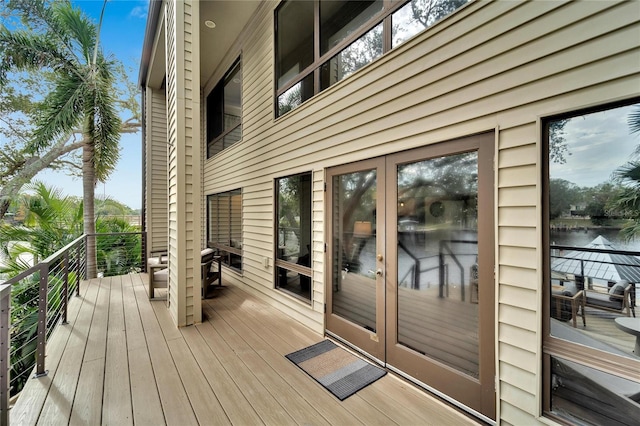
[37, 0, 148, 210]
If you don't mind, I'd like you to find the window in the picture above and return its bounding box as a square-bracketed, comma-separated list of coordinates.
[207, 189, 242, 271]
[543, 100, 640, 424]
[207, 59, 242, 158]
[275, 0, 468, 117]
[275, 173, 312, 301]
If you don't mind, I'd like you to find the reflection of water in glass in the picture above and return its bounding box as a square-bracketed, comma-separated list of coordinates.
[551, 228, 640, 251]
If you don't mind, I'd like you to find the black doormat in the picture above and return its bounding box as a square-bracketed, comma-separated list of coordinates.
[285, 340, 386, 400]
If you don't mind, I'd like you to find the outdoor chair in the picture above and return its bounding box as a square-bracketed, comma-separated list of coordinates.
[201, 248, 222, 298]
[582, 279, 636, 317]
[148, 251, 168, 300]
[551, 282, 586, 328]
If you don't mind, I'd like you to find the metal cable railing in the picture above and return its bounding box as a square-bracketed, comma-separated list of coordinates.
[0, 231, 145, 424]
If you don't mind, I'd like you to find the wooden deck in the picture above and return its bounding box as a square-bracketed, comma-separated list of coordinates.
[10, 273, 479, 425]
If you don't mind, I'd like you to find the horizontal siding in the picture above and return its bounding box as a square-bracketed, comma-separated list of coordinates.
[165, 0, 178, 326]
[146, 89, 168, 254]
[186, 0, 640, 421]
[500, 382, 540, 424]
[501, 401, 544, 426]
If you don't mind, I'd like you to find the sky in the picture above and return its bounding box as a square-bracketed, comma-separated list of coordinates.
[550, 103, 640, 188]
[36, 0, 149, 210]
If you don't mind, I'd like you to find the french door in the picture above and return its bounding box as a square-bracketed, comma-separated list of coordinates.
[326, 133, 495, 419]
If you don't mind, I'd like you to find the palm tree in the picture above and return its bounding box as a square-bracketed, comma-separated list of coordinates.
[0, 0, 121, 278]
[610, 105, 640, 240]
[0, 182, 82, 275]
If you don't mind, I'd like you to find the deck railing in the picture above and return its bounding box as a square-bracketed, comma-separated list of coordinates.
[0, 232, 146, 424]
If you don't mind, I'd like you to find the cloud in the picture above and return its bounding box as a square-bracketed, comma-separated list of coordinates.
[129, 3, 147, 20]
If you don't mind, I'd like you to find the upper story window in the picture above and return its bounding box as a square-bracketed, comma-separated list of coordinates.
[207, 58, 242, 158]
[275, 0, 469, 117]
[543, 99, 640, 424]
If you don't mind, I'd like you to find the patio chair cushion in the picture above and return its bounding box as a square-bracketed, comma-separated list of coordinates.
[609, 280, 628, 301]
[587, 291, 623, 310]
[153, 267, 168, 284]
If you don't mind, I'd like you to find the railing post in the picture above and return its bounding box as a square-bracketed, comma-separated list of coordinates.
[62, 254, 69, 325]
[35, 264, 48, 378]
[438, 252, 445, 298]
[0, 284, 10, 426]
[76, 243, 81, 296]
[142, 231, 148, 273]
[84, 234, 88, 280]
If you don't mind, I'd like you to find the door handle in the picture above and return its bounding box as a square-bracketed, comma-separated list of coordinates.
[376, 269, 383, 277]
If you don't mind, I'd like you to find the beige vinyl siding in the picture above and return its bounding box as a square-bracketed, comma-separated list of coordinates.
[194, 0, 640, 422]
[145, 88, 168, 256]
[164, 0, 202, 326]
[164, 0, 178, 326]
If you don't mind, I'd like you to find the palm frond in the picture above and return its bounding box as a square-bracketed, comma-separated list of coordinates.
[51, 2, 97, 64]
[0, 27, 72, 84]
[89, 61, 121, 181]
[28, 70, 86, 152]
[612, 161, 640, 186]
[629, 105, 640, 135]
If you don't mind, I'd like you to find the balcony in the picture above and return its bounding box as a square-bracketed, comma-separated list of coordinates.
[2, 234, 478, 425]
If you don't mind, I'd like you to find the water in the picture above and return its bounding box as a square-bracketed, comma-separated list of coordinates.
[550, 228, 640, 252]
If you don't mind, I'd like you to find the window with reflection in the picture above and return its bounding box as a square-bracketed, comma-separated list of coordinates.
[207, 189, 242, 271]
[392, 0, 469, 47]
[275, 173, 312, 301]
[544, 100, 640, 424]
[320, 23, 383, 90]
[207, 59, 242, 158]
[274, 0, 468, 117]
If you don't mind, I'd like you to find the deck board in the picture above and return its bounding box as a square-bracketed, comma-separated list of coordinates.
[11, 274, 479, 426]
[103, 275, 133, 425]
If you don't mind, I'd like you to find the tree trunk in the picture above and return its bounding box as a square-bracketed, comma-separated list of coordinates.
[83, 139, 97, 279]
[0, 138, 83, 221]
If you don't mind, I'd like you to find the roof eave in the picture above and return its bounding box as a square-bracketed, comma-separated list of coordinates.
[138, 0, 163, 89]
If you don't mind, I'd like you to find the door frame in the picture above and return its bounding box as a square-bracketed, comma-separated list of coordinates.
[325, 157, 386, 361]
[324, 132, 496, 420]
[384, 132, 496, 420]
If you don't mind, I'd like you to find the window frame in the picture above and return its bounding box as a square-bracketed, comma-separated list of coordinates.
[274, 172, 313, 303]
[541, 98, 640, 420]
[274, 0, 469, 118]
[206, 189, 243, 272]
[206, 57, 242, 159]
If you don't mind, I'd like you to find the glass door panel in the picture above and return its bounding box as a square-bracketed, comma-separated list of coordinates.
[385, 133, 495, 420]
[396, 151, 479, 378]
[332, 169, 378, 330]
[326, 158, 385, 361]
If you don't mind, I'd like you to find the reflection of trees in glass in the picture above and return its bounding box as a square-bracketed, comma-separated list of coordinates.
[410, 0, 468, 28]
[549, 179, 580, 220]
[549, 103, 640, 234]
[393, 0, 468, 46]
[335, 24, 383, 80]
[278, 176, 301, 256]
[336, 171, 376, 272]
[278, 82, 302, 115]
[628, 105, 640, 135]
[398, 152, 478, 225]
[549, 119, 570, 164]
[606, 103, 640, 239]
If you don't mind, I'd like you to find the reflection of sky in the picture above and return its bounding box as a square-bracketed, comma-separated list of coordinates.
[550, 104, 639, 188]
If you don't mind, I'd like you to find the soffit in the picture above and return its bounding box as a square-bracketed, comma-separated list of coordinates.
[200, 1, 262, 89]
